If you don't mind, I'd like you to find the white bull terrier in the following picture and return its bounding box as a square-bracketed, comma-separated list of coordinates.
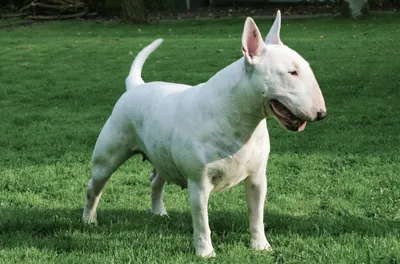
[82, 11, 326, 257]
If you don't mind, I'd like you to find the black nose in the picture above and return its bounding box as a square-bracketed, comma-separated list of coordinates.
[316, 110, 326, 121]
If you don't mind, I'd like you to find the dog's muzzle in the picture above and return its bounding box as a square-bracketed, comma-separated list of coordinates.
[266, 99, 307, 132]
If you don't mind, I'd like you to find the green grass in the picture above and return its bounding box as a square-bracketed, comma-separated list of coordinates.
[1, 15, 400, 263]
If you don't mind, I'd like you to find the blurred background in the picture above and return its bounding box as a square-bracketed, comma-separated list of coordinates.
[0, 0, 398, 24]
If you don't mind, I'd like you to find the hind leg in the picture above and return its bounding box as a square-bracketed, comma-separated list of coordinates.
[150, 168, 168, 216]
[82, 120, 133, 224]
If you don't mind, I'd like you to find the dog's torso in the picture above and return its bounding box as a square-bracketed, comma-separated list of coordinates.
[110, 64, 270, 191]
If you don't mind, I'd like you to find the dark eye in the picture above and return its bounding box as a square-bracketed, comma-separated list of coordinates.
[289, 70, 298, 76]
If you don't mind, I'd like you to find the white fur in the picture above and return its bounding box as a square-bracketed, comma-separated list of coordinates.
[82, 11, 326, 257]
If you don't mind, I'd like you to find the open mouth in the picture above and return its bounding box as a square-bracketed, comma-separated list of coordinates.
[269, 99, 307, 132]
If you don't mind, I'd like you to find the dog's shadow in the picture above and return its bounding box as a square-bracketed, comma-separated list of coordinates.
[1, 207, 398, 254]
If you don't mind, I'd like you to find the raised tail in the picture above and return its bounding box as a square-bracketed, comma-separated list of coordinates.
[125, 38, 164, 90]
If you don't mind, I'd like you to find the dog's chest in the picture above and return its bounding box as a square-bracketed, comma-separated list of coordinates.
[202, 122, 270, 192]
[207, 141, 268, 192]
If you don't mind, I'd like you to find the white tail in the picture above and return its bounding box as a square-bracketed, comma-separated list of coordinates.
[125, 38, 164, 90]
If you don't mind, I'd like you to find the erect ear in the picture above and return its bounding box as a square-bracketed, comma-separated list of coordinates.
[241, 17, 265, 65]
[265, 10, 283, 45]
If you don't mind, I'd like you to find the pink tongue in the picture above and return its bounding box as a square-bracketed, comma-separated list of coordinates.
[298, 121, 307, 132]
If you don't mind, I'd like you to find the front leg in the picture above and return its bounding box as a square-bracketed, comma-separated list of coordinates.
[188, 179, 215, 257]
[245, 169, 272, 251]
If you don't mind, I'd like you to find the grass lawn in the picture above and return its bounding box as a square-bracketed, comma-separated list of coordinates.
[1, 14, 400, 263]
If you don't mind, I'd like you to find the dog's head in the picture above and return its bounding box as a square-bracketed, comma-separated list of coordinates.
[241, 11, 326, 132]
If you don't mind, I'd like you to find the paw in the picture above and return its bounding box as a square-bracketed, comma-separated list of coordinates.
[82, 215, 98, 225]
[82, 210, 98, 225]
[251, 239, 272, 251]
[197, 249, 216, 258]
[195, 241, 215, 258]
[148, 208, 169, 217]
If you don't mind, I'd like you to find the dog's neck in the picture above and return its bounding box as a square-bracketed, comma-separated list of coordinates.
[196, 57, 265, 135]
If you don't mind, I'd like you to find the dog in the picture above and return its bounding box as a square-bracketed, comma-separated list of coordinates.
[82, 11, 326, 257]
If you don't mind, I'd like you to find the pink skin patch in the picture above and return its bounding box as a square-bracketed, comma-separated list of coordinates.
[298, 121, 307, 131]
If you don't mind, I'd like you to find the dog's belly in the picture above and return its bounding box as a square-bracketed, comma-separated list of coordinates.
[156, 164, 188, 189]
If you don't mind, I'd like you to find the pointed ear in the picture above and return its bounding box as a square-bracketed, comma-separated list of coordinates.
[241, 17, 265, 65]
[265, 10, 283, 45]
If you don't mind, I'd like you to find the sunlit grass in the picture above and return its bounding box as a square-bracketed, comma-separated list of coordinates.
[0, 14, 399, 263]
